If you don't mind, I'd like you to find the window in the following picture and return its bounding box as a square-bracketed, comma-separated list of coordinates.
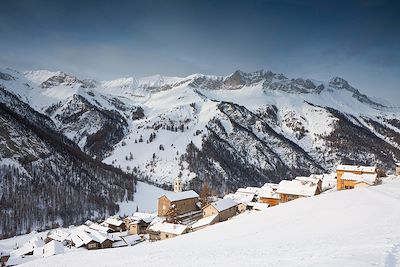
[88, 243, 97, 249]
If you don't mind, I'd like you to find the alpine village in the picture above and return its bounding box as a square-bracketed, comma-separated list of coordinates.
[1, 163, 399, 266]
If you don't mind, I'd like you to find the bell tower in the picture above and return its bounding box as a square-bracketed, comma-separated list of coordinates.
[174, 177, 183, 193]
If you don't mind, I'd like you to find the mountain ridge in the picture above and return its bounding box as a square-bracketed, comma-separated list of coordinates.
[1, 67, 399, 195]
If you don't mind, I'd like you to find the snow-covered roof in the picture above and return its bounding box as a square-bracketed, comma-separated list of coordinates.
[89, 223, 111, 233]
[70, 233, 85, 248]
[47, 229, 71, 242]
[341, 172, 377, 185]
[208, 198, 237, 212]
[295, 176, 322, 184]
[10, 237, 45, 257]
[157, 223, 188, 235]
[236, 187, 259, 195]
[105, 217, 124, 227]
[224, 192, 255, 204]
[163, 190, 199, 202]
[29, 237, 45, 248]
[129, 212, 156, 224]
[10, 243, 34, 257]
[121, 235, 141, 246]
[276, 180, 319, 197]
[71, 225, 112, 245]
[84, 220, 94, 226]
[147, 217, 166, 232]
[43, 240, 64, 257]
[336, 165, 376, 173]
[191, 214, 218, 229]
[262, 183, 279, 190]
[258, 187, 279, 199]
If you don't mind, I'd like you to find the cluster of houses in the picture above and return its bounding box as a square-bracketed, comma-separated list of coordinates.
[1, 163, 398, 266]
[1, 217, 144, 266]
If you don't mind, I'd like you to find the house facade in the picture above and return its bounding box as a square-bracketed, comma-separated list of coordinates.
[203, 198, 237, 222]
[158, 190, 199, 216]
[258, 187, 280, 207]
[277, 180, 320, 203]
[336, 165, 377, 190]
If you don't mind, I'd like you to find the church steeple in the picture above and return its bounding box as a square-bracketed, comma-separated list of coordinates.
[174, 177, 183, 193]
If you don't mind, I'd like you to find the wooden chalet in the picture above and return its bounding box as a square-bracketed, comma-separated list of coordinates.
[276, 179, 320, 203]
[202, 198, 237, 222]
[336, 165, 376, 190]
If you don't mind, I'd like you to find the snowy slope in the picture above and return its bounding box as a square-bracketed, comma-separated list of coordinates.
[117, 181, 168, 216]
[21, 178, 400, 267]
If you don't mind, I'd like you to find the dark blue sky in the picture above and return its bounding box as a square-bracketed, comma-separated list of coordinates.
[0, 0, 399, 100]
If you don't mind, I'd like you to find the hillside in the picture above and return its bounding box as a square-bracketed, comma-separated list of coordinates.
[1, 68, 400, 195]
[0, 86, 137, 238]
[20, 178, 400, 267]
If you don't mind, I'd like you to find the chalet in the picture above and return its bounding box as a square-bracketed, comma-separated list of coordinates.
[46, 229, 71, 246]
[276, 180, 320, 203]
[70, 226, 113, 250]
[146, 217, 165, 241]
[191, 214, 218, 231]
[340, 172, 377, 189]
[158, 190, 199, 216]
[224, 192, 254, 213]
[336, 165, 377, 190]
[125, 212, 156, 235]
[295, 175, 323, 192]
[158, 223, 188, 240]
[146, 218, 188, 241]
[202, 198, 237, 222]
[104, 217, 126, 232]
[396, 163, 400, 176]
[258, 185, 280, 207]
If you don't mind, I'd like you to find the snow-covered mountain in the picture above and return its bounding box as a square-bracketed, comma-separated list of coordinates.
[0, 72, 137, 238]
[1, 67, 400, 195]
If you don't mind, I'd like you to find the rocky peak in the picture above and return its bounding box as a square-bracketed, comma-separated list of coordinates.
[41, 72, 83, 88]
[328, 77, 357, 93]
[0, 71, 15, 81]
